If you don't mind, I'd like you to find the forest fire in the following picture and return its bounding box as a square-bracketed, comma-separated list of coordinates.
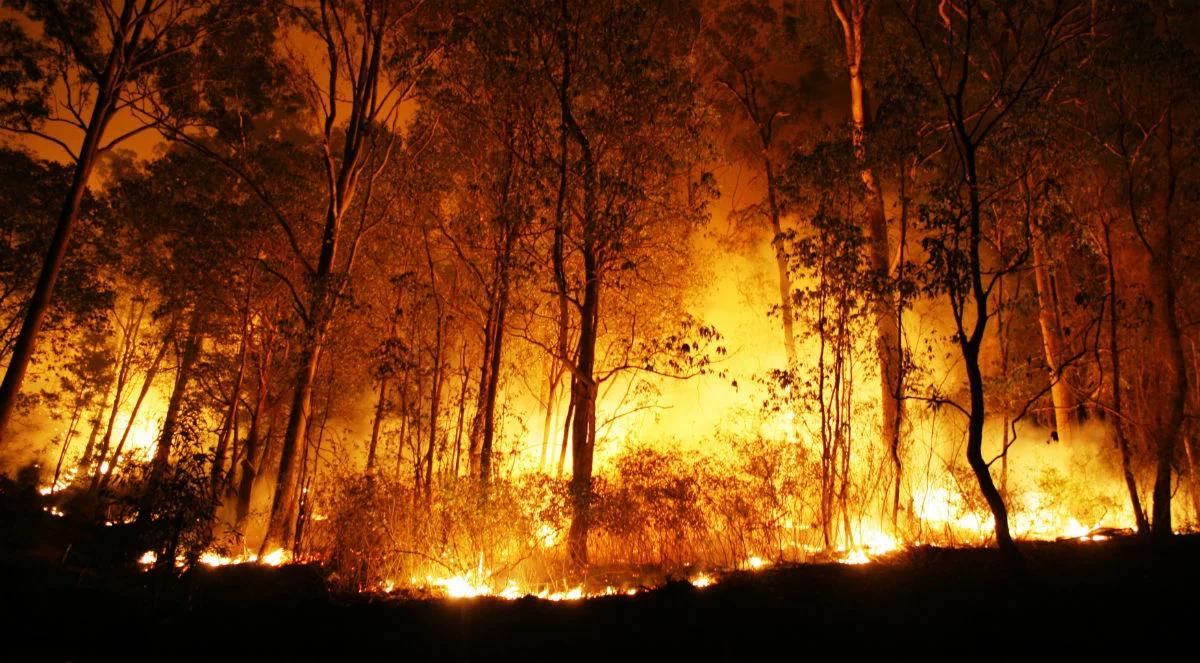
[1, 0, 1199, 657]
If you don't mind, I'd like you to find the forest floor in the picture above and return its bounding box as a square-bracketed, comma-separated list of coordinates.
[3, 491, 1197, 661]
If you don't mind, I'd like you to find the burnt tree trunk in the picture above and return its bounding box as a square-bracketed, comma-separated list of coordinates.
[962, 144, 1020, 567]
[366, 376, 388, 475]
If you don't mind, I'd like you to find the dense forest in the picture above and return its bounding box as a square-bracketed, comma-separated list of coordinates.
[0, 0, 1197, 597]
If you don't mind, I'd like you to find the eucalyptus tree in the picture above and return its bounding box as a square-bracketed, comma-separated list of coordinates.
[699, 0, 814, 365]
[0, 0, 228, 446]
[1065, 0, 1199, 536]
[827, 0, 904, 525]
[155, 0, 445, 553]
[534, 0, 715, 568]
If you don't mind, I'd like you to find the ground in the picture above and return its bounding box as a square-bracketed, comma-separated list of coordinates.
[3, 492, 1197, 661]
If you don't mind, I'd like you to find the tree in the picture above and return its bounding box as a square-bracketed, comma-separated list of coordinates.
[156, 0, 443, 553]
[827, 0, 905, 530]
[902, 0, 1088, 564]
[700, 0, 811, 365]
[1066, 1, 1198, 536]
[0, 0, 223, 446]
[538, 0, 714, 569]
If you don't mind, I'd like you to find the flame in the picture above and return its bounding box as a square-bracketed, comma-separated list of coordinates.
[435, 574, 492, 599]
[841, 550, 871, 565]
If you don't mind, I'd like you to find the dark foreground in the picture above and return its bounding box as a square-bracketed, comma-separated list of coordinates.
[4, 525, 1198, 661]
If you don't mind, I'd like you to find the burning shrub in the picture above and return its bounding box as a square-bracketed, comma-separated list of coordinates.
[109, 415, 220, 571]
[318, 472, 572, 592]
[591, 446, 710, 567]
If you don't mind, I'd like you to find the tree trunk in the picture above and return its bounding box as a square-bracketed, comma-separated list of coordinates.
[366, 376, 388, 475]
[91, 300, 147, 486]
[143, 313, 203, 500]
[425, 331, 443, 504]
[963, 146, 1020, 567]
[565, 236, 600, 568]
[453, 345, 468, 478]
[75, 411, 104, 484]
[95, 332, 172, 496]
[51, 402, 83, 495]
[0, 84, 118, 446]
[557, 394, 574, 478]
[1146, 250, 1185, 537]
[1030, 210, 1077, 444]
[540, 364, 562, 470]
[236, 349, 272, 529]
[260, 337, 321, 554]
[763, 158, 796, 364]
[480, 228, 514, 489]
[831, 1, 904, 533]
[1184, 433, 1200, 528]
[213, 321, 250, 492]
[1103, 221, 1148, 534]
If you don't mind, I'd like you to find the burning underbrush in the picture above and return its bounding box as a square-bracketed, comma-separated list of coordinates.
[188, 439, 1135, 600]
[8, 424, 1149, 605]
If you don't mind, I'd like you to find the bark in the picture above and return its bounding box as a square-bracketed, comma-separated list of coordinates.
[557, 394, 574, 478]
[566, 267, 598, 568]
[556, 0, 601, 570]
[423, 229, 446, 503]
[51, 402, 83, 495]
[261, 337, 322, 554]
[539, 365, 562, 470]
[213, 305, 253, 492]
[466, 318, 491, 477]
[75, 412, 104, 483]
[425, 329, 443, 504]
[963, 145, 1020, 567]
[1030, 209, 1077, 444]
[1103, 222, 1148, 534]
[394, 379, 410, 482]
[479, 223, 515, 489]
[831, 0, 904, 533]
[0, 88, 118, 446]
[1133, 112, 1185, 538]
[763, 158, 796, 364]
[236, 345, 273, 529]
[1146, 249, 1185, 537]
[453, 344, 468, 477]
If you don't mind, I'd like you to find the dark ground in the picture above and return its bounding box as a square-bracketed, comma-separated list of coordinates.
[3, 493, 1197, 661]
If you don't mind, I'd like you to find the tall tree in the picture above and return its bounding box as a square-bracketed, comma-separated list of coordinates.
[828, 0, 905, 531]
[1067, 1, 1198, 536]
[0, 0, 221, 445]
[543, 0, 712, 568]
[701, 0, 809, 365]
